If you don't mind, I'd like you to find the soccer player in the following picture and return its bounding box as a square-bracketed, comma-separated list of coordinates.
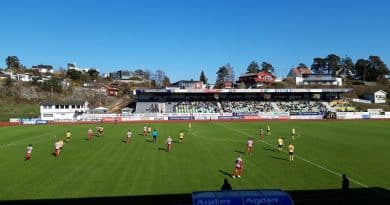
[87, 128, 93, 141]
[291, 128, 296, 140]
[126, 130, 132, 144]
[147, 125, 152, 133]
[267, 124, 271, 136]
[25, 144, 33, 161]
[247, 137, 254, 155]
[143, 125, 148, 136]
[288, 143, 295, 161]
[179, 131, 185, 143]
[59, 140, 64, 150]
[232, 155, 243, 179]
[65, 130, 71, 142]
[152, 129, 158, 144]
[277, 137, 284, 151]
[188, 123, 192, 131]
[259, 128, 264, 140]
[97, 125, 104, 136]
[165, 136, 173, 152]
[54, 141, 61, 157]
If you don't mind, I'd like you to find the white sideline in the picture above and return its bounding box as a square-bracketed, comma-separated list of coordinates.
[0, 132, 55, 149]
[217, 122, 369, 188]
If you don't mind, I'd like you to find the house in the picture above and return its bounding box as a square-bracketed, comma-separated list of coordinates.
[364, 90, 387, 104]
[170, 80, 204, 89]
[237, 71, 276, 88]
[109, 70, 133, 80]
[107, 87, 120, 96]
[40, 101, 89, 121]
[287, 67, 312, 79]
[32, 64, 54, 74]
[296, 73, 342, 86]
[13, 73, 33, 82]
[0, 72, 10, 85]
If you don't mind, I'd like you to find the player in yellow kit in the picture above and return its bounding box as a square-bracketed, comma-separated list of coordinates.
[179, 131, 185, 143]
[65, 130, 71, 142]
[288, 143, 295, 161]
[291, 128, 296, 140]
[277, 137, 284, 151]
[267, 124, 271, 136]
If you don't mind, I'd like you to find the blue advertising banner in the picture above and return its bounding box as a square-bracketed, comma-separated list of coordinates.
[218, 116, 243, 120]
[290, 112, 321, 116]
[35, 120, 48, 125]
[168, 116, 195, 120]
[192, 189, 294, 205]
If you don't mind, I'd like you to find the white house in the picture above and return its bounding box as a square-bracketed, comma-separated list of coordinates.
[40, 101, 89, 121]
[32, 65, 54, 74]
[364, 90, 387, 104]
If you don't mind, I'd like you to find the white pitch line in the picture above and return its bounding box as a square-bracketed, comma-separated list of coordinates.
[0, 132, 56, 149]
[217, 122, 369, 188]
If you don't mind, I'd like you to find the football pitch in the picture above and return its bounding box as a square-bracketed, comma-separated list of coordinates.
[0, 120, 389, 201]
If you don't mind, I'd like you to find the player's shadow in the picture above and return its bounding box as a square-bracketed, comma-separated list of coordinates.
[158, 147, 167, 152]
[235, 150, 245, 154]
[264, 148, 276, 152]
[145, 139, 153, 143]
[270, 156, 289, 161]
[121, 140, 128, 143]
[172, 140, 180, 143]
[139, 133, 145, 136]
[218, 170, 232, 177]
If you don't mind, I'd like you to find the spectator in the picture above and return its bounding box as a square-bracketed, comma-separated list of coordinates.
[221, 178, 232, 190]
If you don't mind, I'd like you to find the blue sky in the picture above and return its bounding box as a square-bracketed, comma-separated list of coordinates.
[1, 0, 389, 82]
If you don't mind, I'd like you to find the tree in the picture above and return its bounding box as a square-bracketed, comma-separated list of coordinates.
[215, 63, 235, 88]
[66, 69, 82, 81]
[325, 54, 341, 76]
[339, 57, 355, 78]
[162, 76, 171, 87]
[311, 57, 326, 73]
[6, 56, 22, 71]
[134, 69, 151, 80]
[260, 62, 274, 73]
[246, 61, 260, 74]
[354, 56, 389, 81]
[199, 70, 208, 84]
[297, 63, 308, 69]
[355, 59, 370, 81]
[87, 69, 100, 81]
[151, 69, 168, 88]
[42, 78, 63, 93]
[368, 56, 389, 80]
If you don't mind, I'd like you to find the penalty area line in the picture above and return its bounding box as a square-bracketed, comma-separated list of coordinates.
[216, 122, 369, 188]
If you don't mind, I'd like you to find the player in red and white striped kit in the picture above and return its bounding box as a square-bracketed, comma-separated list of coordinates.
[247, 138, 254, 155]
[25, 144, 33, 161]
[232, 155, 243, 178]
[165, 136, 173, 152]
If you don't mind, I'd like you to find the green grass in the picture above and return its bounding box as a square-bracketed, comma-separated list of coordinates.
[0, 121, 389, 200]
[0, 103, 39, 121]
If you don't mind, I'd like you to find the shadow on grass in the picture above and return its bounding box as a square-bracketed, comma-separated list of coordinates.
[270, 156, 289, 161]
[145, 139, 153, 143]
[0, 187, 389, 205]
[264, 148, 276, 152]
[235, 150, 245, 154]
[158, 147, 167, 152]
[218, 170, 232, 177]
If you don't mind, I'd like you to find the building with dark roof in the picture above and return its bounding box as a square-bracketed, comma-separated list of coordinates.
[40, 101, 89, 121]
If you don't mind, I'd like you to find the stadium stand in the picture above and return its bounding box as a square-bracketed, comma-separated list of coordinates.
[276, 101, 328, 113]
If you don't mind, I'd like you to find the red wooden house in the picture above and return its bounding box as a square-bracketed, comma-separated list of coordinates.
[237, 71, 276, 87]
